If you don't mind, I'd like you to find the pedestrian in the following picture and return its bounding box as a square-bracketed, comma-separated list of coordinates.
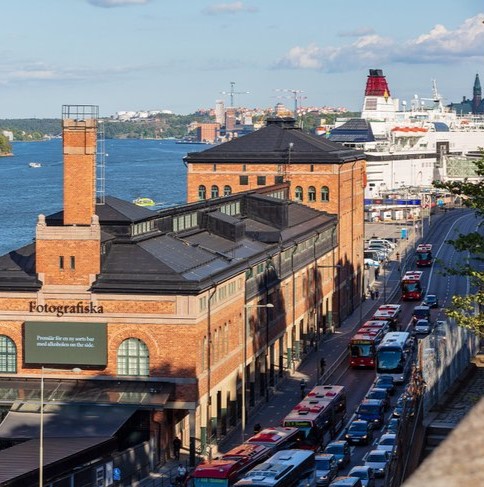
[374, 267, 380, 280]
[320, 357, 326, 376]
[300, 379, 306, 399]
[375, 289, 380, 299]
[370, 288, 375, 300]
[173, 436, 182, 460]
[254, 423, 262, 434]
[176, 464, 187, 485]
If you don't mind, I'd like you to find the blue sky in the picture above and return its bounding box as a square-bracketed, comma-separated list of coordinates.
[0, 0, 483, 118]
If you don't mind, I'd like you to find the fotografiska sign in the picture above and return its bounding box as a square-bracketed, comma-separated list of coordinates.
[29, 301, 104, 317]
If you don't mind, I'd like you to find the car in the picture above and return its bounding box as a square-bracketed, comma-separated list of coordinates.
[385, 417, 401, 435]
[344, 419, 374, 445]
[329, 476, 363, 487]
[376, 433, 397, 455]
[365, 248, 387, 262]
[355, 399, 385, 428]
[392, 393, 415, 419]
[365, 387, 391, 411]
[315, 453, 339, 487]
[348, 466, 376, 487]
[422, 294, 439, 308]
[324, 441, 351, 469]
[412, 305, 431, 324]
[364, 449, 391, 478]
[368, 238, 396, 251]
[374, 375, 395, 396]
[367, 245, 390, 258]
[364, 258, 380, 268]
[414, 319, 431, 335]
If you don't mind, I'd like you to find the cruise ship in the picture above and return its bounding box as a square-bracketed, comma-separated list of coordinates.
[329, 69, 484, 198]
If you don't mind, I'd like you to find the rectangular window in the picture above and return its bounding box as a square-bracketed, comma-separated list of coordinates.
[59, 256, 64, 270]
[257, 176, 266, 186]
[275, 175, 284, 184]
[70, 256, 76, 270]
[240, 175, 249, 185]
[213, 164, 217, 172]
[242, 164, 247, 172]
[310, 164, 314, 172]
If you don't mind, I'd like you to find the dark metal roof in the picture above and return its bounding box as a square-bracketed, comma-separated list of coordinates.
[0, 243, 41, 291]
[184, 118, 365, 164]
[0, 402, 137, 440]
[0, 437, 115, 485]
[328, 118, 376, 143]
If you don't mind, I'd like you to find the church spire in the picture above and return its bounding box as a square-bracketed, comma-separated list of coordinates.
[472, 73, 481, 114]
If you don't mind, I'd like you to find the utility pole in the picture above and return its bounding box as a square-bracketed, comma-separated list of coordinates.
[220, 82, 249, 108]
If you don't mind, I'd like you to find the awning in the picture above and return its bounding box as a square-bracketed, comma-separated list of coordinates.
[0, 377, 172, 407]
[0, 402, 138, 440]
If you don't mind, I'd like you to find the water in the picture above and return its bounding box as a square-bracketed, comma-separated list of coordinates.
[0, 139, 191, 256]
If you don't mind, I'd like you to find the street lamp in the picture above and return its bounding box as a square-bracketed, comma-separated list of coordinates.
[242, 303, 274, 443]
[40, 366, 82, 486]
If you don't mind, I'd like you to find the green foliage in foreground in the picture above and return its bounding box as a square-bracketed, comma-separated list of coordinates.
[434, 152, 484, 337]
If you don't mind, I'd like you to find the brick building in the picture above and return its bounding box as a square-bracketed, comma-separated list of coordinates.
[185, 117, 367, 323]
[0, 108, 347, 483]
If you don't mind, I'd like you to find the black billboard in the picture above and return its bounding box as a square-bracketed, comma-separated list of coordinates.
[24, 322, 107, 366]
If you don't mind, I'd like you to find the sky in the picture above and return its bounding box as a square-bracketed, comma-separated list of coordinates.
[0, 0, 483, 118]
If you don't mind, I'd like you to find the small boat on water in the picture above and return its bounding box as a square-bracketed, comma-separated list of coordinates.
[28, 162, 42, 168]
[133, 197, 155, 207]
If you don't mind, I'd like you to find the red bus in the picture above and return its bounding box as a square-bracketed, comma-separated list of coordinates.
[360, 319, 390, 336]
[372, 304, 402, 331]
[190, 444, 271, 487]
[401, 270, 424, 301]
[282, 385, 346, 448]
[416, 243, 433, 267]
[245, 426, 300, 451]
[349, 329, 384, 368]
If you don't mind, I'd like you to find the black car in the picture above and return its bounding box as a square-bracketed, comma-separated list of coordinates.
[345, 419, 374, 445]
[422, 294, 439, 308]
[365, 387, 391, 411]
[374, 375, 395, 396]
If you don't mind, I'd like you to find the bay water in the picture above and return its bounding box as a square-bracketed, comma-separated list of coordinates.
[0, 139, 192, 256]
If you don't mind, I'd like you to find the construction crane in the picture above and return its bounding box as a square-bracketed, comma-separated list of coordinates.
[220, 82, 249, 107]
[274, 89, 305, 117]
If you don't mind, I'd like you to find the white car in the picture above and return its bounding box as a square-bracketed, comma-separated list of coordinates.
[376, 433, 397, 455]
[414, 319, 431, 335]
[368, 238, 396, 250]
[364, 449, 391, 478]
[364, 258, 380, 268]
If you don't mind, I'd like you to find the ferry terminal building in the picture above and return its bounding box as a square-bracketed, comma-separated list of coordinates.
[0, 107, 365, 485]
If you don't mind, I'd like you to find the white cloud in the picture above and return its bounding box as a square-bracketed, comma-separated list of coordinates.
[202, 2, 258, 15]
[275, 14, 484, 72]
[87, 0, 151, 7]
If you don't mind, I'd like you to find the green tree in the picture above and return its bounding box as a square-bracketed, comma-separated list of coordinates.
[434, 152, 484, 337]
[0, 133, 12, 154]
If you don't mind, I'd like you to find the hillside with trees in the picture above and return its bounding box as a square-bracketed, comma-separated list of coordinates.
[0, 133, 12, 155]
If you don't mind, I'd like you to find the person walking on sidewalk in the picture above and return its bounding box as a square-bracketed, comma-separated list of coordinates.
[375, 289, 380, 299]
[370, 288, 375, 300]
[173, 436, 182, 460]
[300, 379, 306, 399]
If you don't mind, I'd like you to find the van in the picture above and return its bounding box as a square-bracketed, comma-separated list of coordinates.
[368, 238, 396, 250]
[329, 476, 363, 487]
[412, 305, 430, 323]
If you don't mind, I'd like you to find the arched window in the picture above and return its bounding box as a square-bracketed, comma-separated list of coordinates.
[295, 186, 303, 201]
[117, 338, 149, 376]
[0, 335, 16, 373]
[321, 186, 330, 202]
[224, 185, 232, 196]
[198, 185, 206, 200]
[211, 185, 219, 198]
[308, 186, 316, 202]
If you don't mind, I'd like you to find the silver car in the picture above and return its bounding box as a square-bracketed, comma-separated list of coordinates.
[348, 465, 375, 487]
[376, 433, 397, 455]
[364, 449, 391, 478]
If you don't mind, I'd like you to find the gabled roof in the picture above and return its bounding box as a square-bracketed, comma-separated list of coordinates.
[0, 243, 41, 291]
[184, 118, 365, 164]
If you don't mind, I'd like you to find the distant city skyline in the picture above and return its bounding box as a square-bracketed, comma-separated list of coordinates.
[0, 0, 483, 119]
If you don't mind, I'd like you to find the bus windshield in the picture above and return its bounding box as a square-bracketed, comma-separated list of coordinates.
[377, 349, 403, 373]
[350, 343, 372, 358]
[403, 282, 419, 293]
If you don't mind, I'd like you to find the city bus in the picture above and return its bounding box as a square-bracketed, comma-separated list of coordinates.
[376, 332, 414, 383]
[245, 427, 300, 452]
[282, 385, 346, 448]
[360, 319, 390, 336]
[416, 243, 433, 267]
[234, 449, 315, 487]
[190, 444, 272, 487]
[401, 270, 424, 301]
[349, 328, 384, 368]
[372, 304, 402, 331]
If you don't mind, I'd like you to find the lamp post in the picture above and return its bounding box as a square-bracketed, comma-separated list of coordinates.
[40, 366, 82, 486]
[242, 303, 274, 443]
